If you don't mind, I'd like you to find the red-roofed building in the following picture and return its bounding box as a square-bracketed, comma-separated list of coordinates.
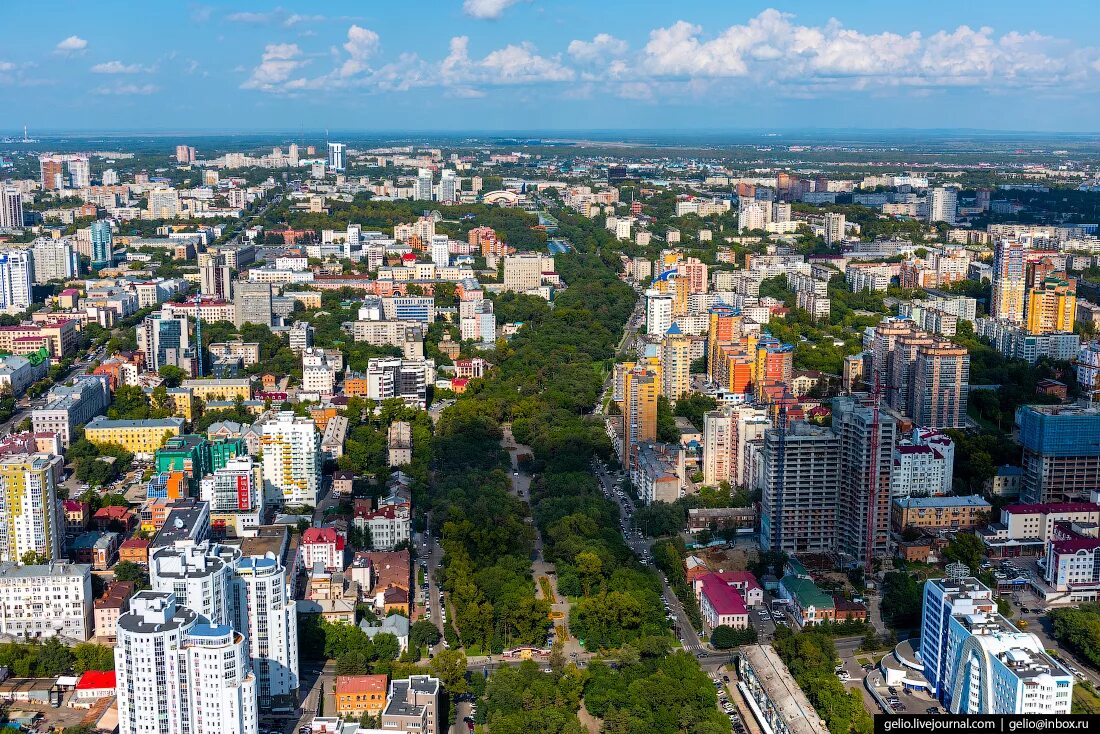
[454, 357, 491, 379]
[74, 670, 117, 703]
[352, 503, 411, 551]
[450, 377, 469, 394]
[301, 527, 346, 571]
[698, 573, 749, 631]
[695, 570, 764, 608]
[1043, 523, 1100, 600]
[93, 505, 137, 532]
[63, 500, 89, 537]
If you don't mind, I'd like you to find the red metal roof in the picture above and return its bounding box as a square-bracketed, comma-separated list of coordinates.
[699, 573, 748, 615]
[75, 670, 116, 690]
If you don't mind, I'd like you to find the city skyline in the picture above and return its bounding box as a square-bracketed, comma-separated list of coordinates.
[5, 1, 1100, 132]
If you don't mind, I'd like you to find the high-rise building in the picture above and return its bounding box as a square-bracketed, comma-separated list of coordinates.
[439, 169, 458, 203]
[928, 187, 957, 225]
[833, 396, 895, 564]
[886, 329, 935, 415]
[101, 168, 119, 186]
[921, 576, 1072, 714]
[67, 156, 90, 188]
[430, 239, 450, 269]
[660, 325, 690, 400]
[234, 281, 273, 327]
[0, 249, 34, 310]
[0, 188, 23, 229]
[1078, 341, 1100, 400]
[618, 365, 659, 466]
[148, 188, 180, 219]
[502, 253, 551, 293]
[1025, 277, 1076, 335]
[414, 168, 434, 201]
[201, 257, 233, 300]
[0, 453, 63, 563]
[365, 357, 430, 408]
[233, 553, 299, 708]
[1016, 404, 1100, 504]
[150, 541, 238, 627]
[137, 312, 191, 372]
[90, 219, 113, 269]
[645, 288, 673, 337]
[176, 145, 197, 164]
[39, 156, 63, 190]
[115, 591, 259, 734]
[992, 240, 1026, 323]
[327, 143, 345, 172]
[760, 422, 839, 555]
[702, 410, 733, 487]
[912, 343, 970, 429]
[261, 411, 321, 506]
[823, 212, 845, 245]
[31, 238, 78, 283]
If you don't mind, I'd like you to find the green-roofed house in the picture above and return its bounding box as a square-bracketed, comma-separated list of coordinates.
[778, 574, 835, 626]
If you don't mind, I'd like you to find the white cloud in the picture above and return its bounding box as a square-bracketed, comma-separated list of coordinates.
[568, 34, 628, 64]
[0, 62, 14, 73]
[226, 9, 282, 24]
[241, 43, 309, 91]
[91, 60, 148, 74]
[442, 36, 574, 85]
[95, 83, 159, 95]
[339, 25, 380, 78]
[285, 13, 325, 27]
[55, 35, 88, 55]
[463, 0, 520, 20]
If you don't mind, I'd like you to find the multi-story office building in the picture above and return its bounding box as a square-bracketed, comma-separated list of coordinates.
[0, 187, 23, 229]
[115, 591, 259, 734]
[503, 252, 552, 293]
[90, 219, 113, 269]
[1016, 404, 1100, 504]
[200, 456, 262, 537]
[137, 311, 192, 372]
[0, 562, 92, 640]
[0, 453, 63, 563]
[992, 240, 1026, 323]
[31, 238, 78, 283]
[384, 296, 435, 323]
[921, 576, 1072, 714]
[1026, 277, 1076, 335]
[912, 343, 970, 429]
[0, 249, 34, 310]
[288, 320, 314, 352]
[261, 411, 321, 506]
[234, 281, 273, 327]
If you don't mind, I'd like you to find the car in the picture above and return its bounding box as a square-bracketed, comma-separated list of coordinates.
[513, 471, 519, 476]
[888, 687, 898, 696]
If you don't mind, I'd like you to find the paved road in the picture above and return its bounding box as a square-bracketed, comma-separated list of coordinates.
[293, 660, 334, 732]
[591, 458, 705, 653]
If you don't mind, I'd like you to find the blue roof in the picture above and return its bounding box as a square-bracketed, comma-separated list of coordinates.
[666, 323, 682, 335]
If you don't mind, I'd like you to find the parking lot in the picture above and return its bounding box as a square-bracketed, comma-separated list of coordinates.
[711, 669, 750, 734]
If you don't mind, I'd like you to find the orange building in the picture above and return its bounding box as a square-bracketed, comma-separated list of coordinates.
[310, 406, 339, 432]
[335, 675, 388, 717]
[343, 373, 369, 397]
[118, 538, 150, 566]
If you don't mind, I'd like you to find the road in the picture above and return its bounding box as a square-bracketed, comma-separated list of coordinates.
[591, 457, 705, 653]
[0, 343, 107, 437]
[293, 659, 334, 732]
[592, 293, 644, 416]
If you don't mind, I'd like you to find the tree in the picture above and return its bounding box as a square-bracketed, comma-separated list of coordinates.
[335, 651, 369, 675]
[575, 551, 603, 596]
[428, 649, 468, 695]
[942, 532, 986, 573]
[711, 625, 757, 649]
[113, 560, 150, 589]
[20, 550, 47, 565]
[157, 365, 186, 388]
[371, 632, 401, 662]
[39, 636, 74, 676]
[409, 619, 441, 653]
[880, 572, 923, 631]
[72, 643, 115, 673]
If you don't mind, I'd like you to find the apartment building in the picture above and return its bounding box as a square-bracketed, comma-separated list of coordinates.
[0, 453, 63, 563]
[261, 412, 322, 507]
[382, 676, 442, 734]
[1016, 404, 1100, 504]
[84, 416, 186, 458]
[0, 561, 92, 641]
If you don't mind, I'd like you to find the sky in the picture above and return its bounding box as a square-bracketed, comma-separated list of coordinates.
[4, 1, 1100, 134]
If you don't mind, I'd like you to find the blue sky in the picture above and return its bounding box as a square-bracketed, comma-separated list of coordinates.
[3, 1, 1100, 133]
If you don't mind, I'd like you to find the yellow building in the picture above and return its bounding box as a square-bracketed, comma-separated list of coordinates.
[1025, 277, 1076, 335]
[661, 327, 691, 400]
[0, 453, 63, 562]
[179, 379, 252, 402]
[84, 417, 185, 457]
[166, 388, 194, 421]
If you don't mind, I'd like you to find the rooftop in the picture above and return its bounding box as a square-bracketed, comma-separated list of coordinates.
[894, 495, 991, 510]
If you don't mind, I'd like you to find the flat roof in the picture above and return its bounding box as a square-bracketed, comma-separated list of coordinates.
[740, 645, 830, 734]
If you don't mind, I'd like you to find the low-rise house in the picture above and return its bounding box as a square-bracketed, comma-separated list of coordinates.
[778, 575, 835, 626]
[693, 570, 764, 608]
[334, 674, 388, 718]
[360, 613, 411, 652]
[301, 528, 346, 572]
[93, 580, 134, 642]
[92, 505, 137, 532]
[72, 671, 116, 707]
[698, 573, 749, 631]
[353, 503, 411, 551]
[892, 495, 991, 532]
[71, 532, 119, 571]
